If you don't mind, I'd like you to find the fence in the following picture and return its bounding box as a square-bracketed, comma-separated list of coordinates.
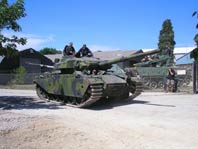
[0, 69, 195, 93]
[193, 62, 198, 93]
[0, 73, 40, 85]
[142, 74, 193, 92]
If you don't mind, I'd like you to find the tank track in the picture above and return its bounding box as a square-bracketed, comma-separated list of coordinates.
[128, 81, 143, 99]
[134, 81, 144, 96]
[36, 84, 103, 108]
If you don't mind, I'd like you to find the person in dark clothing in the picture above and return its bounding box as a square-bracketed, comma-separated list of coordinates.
[164, 44, 171, 56]
[163, 44, 172, 66]
[165, 68, 176, 92]
[63, 42, 76, 56]
[75, 44, 93, 58]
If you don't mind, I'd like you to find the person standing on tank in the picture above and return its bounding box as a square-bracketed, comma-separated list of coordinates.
[164, 44, 171, 56]
[75, 44, 93, 58]
[164, 44, 173, 65]
[63, 42, 76, 56]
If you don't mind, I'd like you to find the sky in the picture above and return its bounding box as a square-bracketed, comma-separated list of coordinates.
[3, 0, 198, 51]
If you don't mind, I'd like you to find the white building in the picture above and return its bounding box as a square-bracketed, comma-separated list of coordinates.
[143, 46, 196, 65]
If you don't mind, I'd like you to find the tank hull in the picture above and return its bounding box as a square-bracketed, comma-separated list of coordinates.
[34, 73, 143, 108]
[130, 67, 192, 89]
[32, 49, 160, 108]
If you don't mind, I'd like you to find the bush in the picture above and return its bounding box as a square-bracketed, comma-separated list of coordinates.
[10, 66, 27, 84]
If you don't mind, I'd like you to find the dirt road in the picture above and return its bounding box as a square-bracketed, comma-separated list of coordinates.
[0, 89, 198, 149]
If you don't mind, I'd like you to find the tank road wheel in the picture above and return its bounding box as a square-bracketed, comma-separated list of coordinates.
[36, 85, 49, 101]
[177, 80, 184, 87]
[67, 84, 103, 108]
[185, 77, 191, 86]
[150, 81, 157, 89]
[142, 77, 150, 87]
[157, 81, 164, 89]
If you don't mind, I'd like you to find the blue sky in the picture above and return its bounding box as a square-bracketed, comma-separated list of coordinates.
[4, 0, 198, 51]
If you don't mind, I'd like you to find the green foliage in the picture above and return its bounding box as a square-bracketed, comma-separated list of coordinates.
[192, 11, 198, 29]
[158, 19, 176, 53]
[11, 66, 27, 84]
[194, 34, 198, 46]
[190, 12, 198, 62]
[190, 34, 198, 63]
[158, 19, 176, 65]
[39, 47, 62, 55]
[0, 0, 27, 57]
[0, 45, 19, 56]
[190, 48, 198, 62]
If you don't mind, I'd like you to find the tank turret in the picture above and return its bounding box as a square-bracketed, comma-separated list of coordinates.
[55, 49, 160, 71]
[34, 49, 160, 108]
[98, 49, 160, 68]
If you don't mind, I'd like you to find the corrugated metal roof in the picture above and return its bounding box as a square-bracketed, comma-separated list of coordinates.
[93, 50, 140, 60]
[142, 47, 195, 54]
[45, 54, 63, 63]
[173, 47, 195, 54]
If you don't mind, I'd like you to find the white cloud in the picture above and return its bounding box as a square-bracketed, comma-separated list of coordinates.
[2, 31, 54, 50]
[89, 45, 121, 52]
[2, 31, 122, 52]
[18, 35, 54, 50]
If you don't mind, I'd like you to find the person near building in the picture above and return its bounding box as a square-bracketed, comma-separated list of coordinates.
[75, 44, 93, 58]
[164, 68, 176, 92]
[63, 42, 76, 56]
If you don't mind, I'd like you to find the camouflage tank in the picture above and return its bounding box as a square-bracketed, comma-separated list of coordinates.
[34, 49, 159, 108]
[125, 55, 192, 89]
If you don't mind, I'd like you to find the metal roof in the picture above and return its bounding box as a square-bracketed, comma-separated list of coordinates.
[93, 50, 141, 60]
[45, 49, 141, 62]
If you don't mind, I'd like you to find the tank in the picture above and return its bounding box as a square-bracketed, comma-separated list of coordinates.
[34, 49, 159, 108]
[125, 55, 192, 89]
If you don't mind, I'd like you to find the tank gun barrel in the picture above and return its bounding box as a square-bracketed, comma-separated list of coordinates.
[99, 49, 160, 67]
[27, 62, 54, 69]
[134, 55, 170, 67]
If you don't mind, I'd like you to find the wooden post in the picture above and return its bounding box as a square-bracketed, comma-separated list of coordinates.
[193, 61, 198, 94]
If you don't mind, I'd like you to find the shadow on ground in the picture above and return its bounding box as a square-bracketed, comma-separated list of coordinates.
[0, 96, 62, 110]
[90, 98, 176, 110]
[0, 95, 176, 111]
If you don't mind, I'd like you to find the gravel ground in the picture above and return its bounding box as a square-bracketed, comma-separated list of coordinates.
[0, 89, 198, 149]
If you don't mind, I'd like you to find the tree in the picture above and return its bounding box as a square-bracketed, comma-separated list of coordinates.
[192, 11, 198, 47]
[190, 47, 198, 62]
[158, 19, 176, 64]
[10, 66, 27, 84]
[193, 34, 198, 47]
[192, 11, 198, 29]
[39, 47, 62, 55]
[0, 0, 26, 57]
[191, 29, 198, 63]
[190, 11, 198, 62]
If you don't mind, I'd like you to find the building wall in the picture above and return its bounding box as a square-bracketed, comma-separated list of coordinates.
[0, 48, 54, 84]
[20, 58, 41, 73]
